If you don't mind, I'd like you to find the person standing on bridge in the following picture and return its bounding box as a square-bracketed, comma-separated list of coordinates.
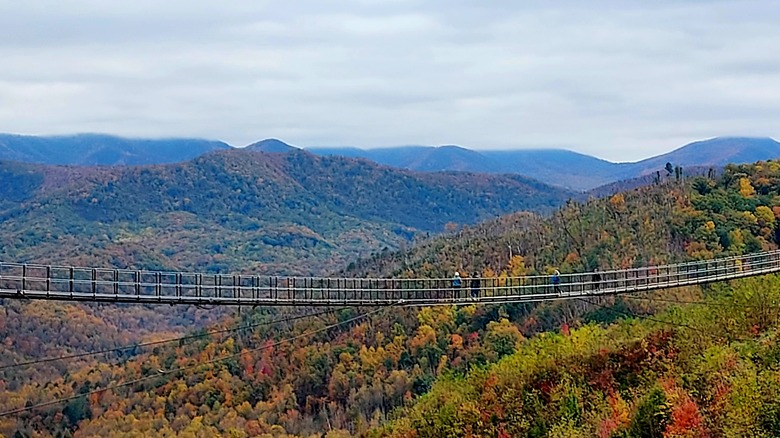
[452, 272, 462, 299]
[470, 272, 480, 301]
[591, 268, 602, 292]
[552, 270, 561, 295]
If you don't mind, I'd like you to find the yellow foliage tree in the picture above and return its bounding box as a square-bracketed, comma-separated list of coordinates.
[507, 255, 527, 277]
[610, 193, 626, 211]
[739, 177, 756, 198]
[755, 205, 775, 228]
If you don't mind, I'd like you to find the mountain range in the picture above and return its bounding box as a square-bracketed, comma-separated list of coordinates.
[0, 133, 231, 166]
[310, 136, 780, 190]
[0, 148, 573, 276]
[2, 134, 779, 191]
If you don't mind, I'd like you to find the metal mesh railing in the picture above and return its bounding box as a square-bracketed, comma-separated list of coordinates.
[1, 250, 780, 306]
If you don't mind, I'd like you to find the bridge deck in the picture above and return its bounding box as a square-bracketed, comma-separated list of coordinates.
[2, 250, 779, 306]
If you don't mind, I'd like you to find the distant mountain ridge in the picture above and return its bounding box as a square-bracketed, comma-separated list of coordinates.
[0, 133, 231, 166]
[309, 136, 780, 190]
[2, 133, 779, 191]
[623, 137, 780, 177]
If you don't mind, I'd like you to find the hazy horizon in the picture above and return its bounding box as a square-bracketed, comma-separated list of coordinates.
[3, 131, 775, 164]
[2, 1, 779, 162]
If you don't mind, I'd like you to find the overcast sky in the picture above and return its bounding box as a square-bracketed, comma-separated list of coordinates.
[0, 1, 778, 162]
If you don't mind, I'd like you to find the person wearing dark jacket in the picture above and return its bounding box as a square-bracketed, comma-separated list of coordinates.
[470, 273, 480, 300]
[591, 268, 602, 292]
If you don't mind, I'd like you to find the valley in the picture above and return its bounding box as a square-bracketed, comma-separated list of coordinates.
[2, 153, 780, 436]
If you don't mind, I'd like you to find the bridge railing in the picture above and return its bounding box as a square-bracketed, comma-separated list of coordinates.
[1, 249, 780, 304]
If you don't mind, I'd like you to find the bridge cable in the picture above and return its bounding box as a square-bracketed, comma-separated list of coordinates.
[0, 306, 349, 372]
[0, 303, 396, 418]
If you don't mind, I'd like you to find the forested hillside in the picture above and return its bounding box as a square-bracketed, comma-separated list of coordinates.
[372, 275, 780, 437]
[3, 159, 780, 437]
[348, 161, 778, 280]
[0, 148, 572, 276]
[365, 160, 780, 436]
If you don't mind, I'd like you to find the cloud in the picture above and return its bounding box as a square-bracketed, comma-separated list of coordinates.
[0, 0, 778, 161]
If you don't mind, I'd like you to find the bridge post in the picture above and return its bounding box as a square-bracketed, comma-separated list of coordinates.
[576, 273, 582, 296]
[637, 268, 642, 290]
[69, 267, 74, 297]
[674, 265, 682, 286]
[384, 279, 389, 302]
[46, 266, 50, 297]
[114, 270, 119, 296]
[21, 264, 26, 293]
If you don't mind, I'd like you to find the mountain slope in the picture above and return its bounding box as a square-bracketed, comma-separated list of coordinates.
[0, 133, 231, 165]
[372, 275, 780, 437]
[480, 149, 619, 189]
[0, 149, 574, 276]
[351, 160, 780, 437]
[624, 136, 780, 177]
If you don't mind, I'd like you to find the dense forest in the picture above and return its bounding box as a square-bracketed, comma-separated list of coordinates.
[372, 275, 780, 437]
[0, 149, 572, 277]
[2, 159, 780, 437]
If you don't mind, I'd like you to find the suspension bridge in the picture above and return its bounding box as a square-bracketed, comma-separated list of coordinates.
[1, 250, 780, 307]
